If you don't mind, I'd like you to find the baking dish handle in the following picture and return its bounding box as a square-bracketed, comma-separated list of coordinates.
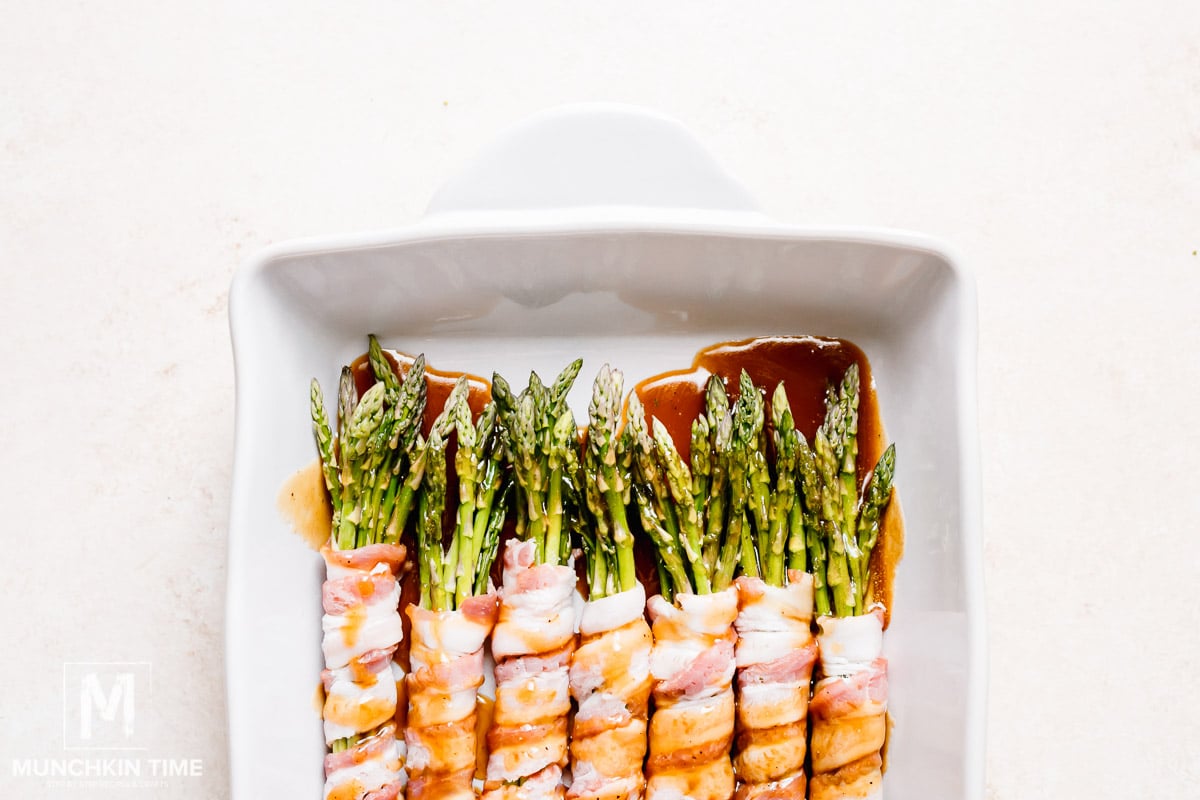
[424, 103, 763, 218]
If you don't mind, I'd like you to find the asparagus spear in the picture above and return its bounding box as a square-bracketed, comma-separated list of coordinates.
[794, 432, 829, 613]
[834, 366, 867, 597]
[310, 340, 432, 557]
[493, 360, 584, 568]
[653, 418, 711, 594]
[803, 363, 898, 617]
[738, 373, 771, 580]
[701, 381, 732, 571]
[310, 379, 341, 519]
[585, 365, 637, 598]
[766, 383, 800, 587]
[419, 429, 449, 610]
[855, 443, 895, 608]
[411, 376, 508, 612]
[628, 392, 692, 597]
[630, 378, 750, 596]
[724, 372, 763, 585]
[376, 353, 428, 543]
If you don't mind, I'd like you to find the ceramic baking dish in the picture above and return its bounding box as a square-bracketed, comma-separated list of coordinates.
[227, 103, 985, 800]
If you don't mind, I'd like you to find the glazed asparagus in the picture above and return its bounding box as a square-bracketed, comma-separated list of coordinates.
[632, 374, 749, 800]
[310, 336, 426, 799]
[484, 360, 585, 800]
[407, 378, 505, 800]
[807, 363, 897, 800]
[730, 380, 819, 799]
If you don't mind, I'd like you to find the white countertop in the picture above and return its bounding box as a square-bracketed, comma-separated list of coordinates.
[2, 3, 1198, 798]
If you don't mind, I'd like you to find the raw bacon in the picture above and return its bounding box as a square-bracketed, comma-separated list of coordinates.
[483, 540, 579, 799]
[405, 590, 499, 800]
[322, 724, 405, 800]
[645, 587, 738, 800]
[731, 571, 816, 800]
[809, 609, 887, 800]
[320, 544, 408, 799]
[568, 583, 653, 800]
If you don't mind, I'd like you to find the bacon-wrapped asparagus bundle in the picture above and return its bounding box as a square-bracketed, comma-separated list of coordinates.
[311, 339, 431, 800]
[805, 366, 896, 800]
[628, 385, 745, 800]
[810, 611, 887, 800]
[484, 362, 585, 800]
[407, 382, 509, 800]
[321, 543, 408, 745]
[569, 366, 653, 800]
[728, 382, 817, 800]
[645, 588, 738, 800]
[323, 725, 407, 800]
[732, 573, 815, 800]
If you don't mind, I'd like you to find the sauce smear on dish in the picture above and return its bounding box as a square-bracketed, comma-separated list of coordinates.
[634, 335, 901, 621]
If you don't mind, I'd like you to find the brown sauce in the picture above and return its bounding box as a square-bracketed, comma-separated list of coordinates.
[475, 695, 495, 780]
[278, 460, 334, 550]
[634, 336, 884, 485]
[634, 336, 900, 625]
[350, 350, 491, 437]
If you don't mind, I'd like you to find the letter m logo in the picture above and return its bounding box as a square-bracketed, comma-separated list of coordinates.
[80, 672, 135, 740]
[63, 662, 151, 750]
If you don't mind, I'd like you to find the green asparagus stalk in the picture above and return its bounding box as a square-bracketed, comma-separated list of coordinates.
[630, 374, 755, 596]
[724, 373, 762, 584]
[493, 360, 584, 569]
[737, 373, 771, 579]
[310, 379, 341, 518]
[634, 485, 689, 599]
[765, 383, 799, 586]
[834, 366, 867, 597]
[420, 429, 449, 610]
[796, 435, 830, 615]
[584, 365, 637, 598]
[652, 418, 711, 594]
[310, 340, 431, 559]
[701, 381, 732, 571]
[473, 479, 510, 597]
[814, 425, 857, 617]
[628, 392, 692, 597]
[855, 443, 895, 607]
[804, 363, 898, 617]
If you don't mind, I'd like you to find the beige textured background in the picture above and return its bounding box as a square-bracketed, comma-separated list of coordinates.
[2, 2, 1198, 798]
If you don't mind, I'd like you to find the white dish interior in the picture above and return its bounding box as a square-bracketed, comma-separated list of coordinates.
[227, 104, 983, 800]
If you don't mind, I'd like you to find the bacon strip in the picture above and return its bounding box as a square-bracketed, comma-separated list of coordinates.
[809, 609, 888, 800]
[483, 540, 579, 800]
[645, 587, 738, 800]
[731, 571, 816, 799]
[320, 544, 408, 800]
[405, 591, 499, 800]
[322, 724, 405, 800]
[568, 583, 653, 800]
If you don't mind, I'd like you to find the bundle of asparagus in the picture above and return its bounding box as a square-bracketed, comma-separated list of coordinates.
[567, 365, 654, 800]
[804, 365, 896, 800]
[311, 336, 429, 800]
[731, 382, 818, 800]
[406, 378, 509, 800]
[630, 377, 746, 800]
[482, 361, 585, 800]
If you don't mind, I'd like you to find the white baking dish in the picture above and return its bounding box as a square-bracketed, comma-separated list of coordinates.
[227, 103, 984, 800]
